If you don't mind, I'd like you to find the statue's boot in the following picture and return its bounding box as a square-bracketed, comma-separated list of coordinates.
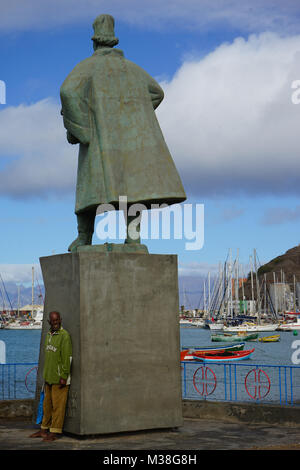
[68, 211, 95, 252]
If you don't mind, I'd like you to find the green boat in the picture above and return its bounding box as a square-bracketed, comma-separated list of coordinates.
[211, 332, 259, 342]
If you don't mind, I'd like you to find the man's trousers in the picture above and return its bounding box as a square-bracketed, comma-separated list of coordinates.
[41, 383, 69, 434]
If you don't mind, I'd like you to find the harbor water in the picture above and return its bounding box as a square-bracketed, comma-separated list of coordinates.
[0, 327, 298, 365]
[1, 327, 300, 403]
[180, 327, 299, 366]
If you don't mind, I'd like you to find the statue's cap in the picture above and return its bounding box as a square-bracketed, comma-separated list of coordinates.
[92, 14, 119, 47]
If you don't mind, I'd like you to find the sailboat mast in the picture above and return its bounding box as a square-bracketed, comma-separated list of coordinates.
[228, 249, 233, 318]
[294, 275, 296, 312]
[249, 255, 254, 304]
[254, 249, 261, 324]
[32, 266, 34, 319]
[264, 273, 267, 315]
[273, 272, 278, 316]
[235, 249, 239, 316]
[17, 285, 20, 317]
[241, 273, 246, 315]
[208, 271, 211, 314]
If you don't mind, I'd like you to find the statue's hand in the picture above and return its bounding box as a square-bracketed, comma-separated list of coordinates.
[67, 130, 80, 145]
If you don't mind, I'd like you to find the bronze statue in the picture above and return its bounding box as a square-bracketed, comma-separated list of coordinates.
[60, 14, 186, 252]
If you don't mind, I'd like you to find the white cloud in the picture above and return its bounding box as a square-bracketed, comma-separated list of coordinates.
[157, 32, 300, 198]
[0, 99, 76, 197]
[178, 259, 252, 278]
[0, 264, 42, 283]
[178, 261, 220, 277]
[0, 1, 300, 34]
[2, 33, 300, 200]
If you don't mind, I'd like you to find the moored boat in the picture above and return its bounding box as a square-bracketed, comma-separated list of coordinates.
[190, 348, 255, 362]
[4, 320, 42, 330]
[258, 334, 280, 343]
[211, 332, 258, 342]
[208, 322, 224, 331]
[181, 342, 245, 360]
[277, 317, 300, 331]
[223, 322, 279, 333]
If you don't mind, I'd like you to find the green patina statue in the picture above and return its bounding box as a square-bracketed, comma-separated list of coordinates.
[60, 14, 186, 252]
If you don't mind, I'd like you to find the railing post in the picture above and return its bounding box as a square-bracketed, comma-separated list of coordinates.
[224, 364, 227, 401]
[14, 364, 16, 399]
[290, 367, 293, 406]
[229, 364, 232, 401]
[183, 362, 187, 399]
[8, 364, 10, 399]
[279, 367, 282, 405]
[284, 367, 288, 406]
[234, 364, 237, 401]
[1, 365, 4, 399]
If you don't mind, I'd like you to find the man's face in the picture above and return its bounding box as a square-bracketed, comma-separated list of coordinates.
[49, 312, 61, 332]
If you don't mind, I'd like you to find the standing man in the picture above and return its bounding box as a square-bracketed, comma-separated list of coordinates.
[30, 311, 72, 442]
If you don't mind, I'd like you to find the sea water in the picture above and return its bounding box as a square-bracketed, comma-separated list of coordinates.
[180, 327, 299, 366]
[0, 329, 41, 364]
[180, 328, 300, 404]
[0, 327, 298, 365]
[0, 327, 299, 402]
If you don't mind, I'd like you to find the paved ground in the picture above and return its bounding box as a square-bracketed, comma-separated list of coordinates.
[1, 417, 300, 451]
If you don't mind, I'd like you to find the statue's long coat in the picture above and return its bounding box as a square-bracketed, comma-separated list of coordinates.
[60, 48, 186, 214]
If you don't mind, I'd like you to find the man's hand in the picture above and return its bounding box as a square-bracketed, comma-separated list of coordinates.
[59, 378, 67, 388]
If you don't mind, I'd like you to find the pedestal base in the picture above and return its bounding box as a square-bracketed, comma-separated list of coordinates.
[36, 252, 183, 435]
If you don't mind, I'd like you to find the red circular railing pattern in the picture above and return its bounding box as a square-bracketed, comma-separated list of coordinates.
[245, 368, 271, 400]
[193, 366, 217, 396]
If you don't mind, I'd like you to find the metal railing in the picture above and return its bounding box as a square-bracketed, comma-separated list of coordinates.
[1, 361, 300, 406]
[0, 363, 38, 400]
[182, 361, 300, 406]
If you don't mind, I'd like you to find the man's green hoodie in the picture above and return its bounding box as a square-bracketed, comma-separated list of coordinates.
[43, 327, 72, 385]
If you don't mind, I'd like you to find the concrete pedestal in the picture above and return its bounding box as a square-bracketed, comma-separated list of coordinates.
[36, 252, 183, 435]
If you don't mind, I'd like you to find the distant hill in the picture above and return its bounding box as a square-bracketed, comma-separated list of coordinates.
[257, 245, 300, 284]
[178, 275, 205, 310]
[2, 276, 203, 311]
[241, 245, 300, 300]
[0, 281, 44, 310]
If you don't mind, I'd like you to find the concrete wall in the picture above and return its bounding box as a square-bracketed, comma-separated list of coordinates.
[0, 400, 34, 419]
[3, 399, 300, 427]
[182, 400, 300, 427]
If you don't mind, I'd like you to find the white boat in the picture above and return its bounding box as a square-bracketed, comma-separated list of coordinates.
[4, 320, 42, 330]
[179, 319, 195, 326]
[208, 322, 224, 331]
[223, 322, 279, 333]
[278, 317, 300, 331]
[180, 317, 206, 327]
[190, 319, 206, 328]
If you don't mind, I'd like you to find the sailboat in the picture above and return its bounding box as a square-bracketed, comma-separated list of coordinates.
[278, 314, 300, 331]
[4, 267, 43, 330]
[224, 250, 279, 332]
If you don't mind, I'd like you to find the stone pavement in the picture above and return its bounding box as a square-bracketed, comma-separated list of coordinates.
[1, 417, 300, 451]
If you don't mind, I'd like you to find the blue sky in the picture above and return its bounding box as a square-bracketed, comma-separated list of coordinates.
[1, 0, 300, 286]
